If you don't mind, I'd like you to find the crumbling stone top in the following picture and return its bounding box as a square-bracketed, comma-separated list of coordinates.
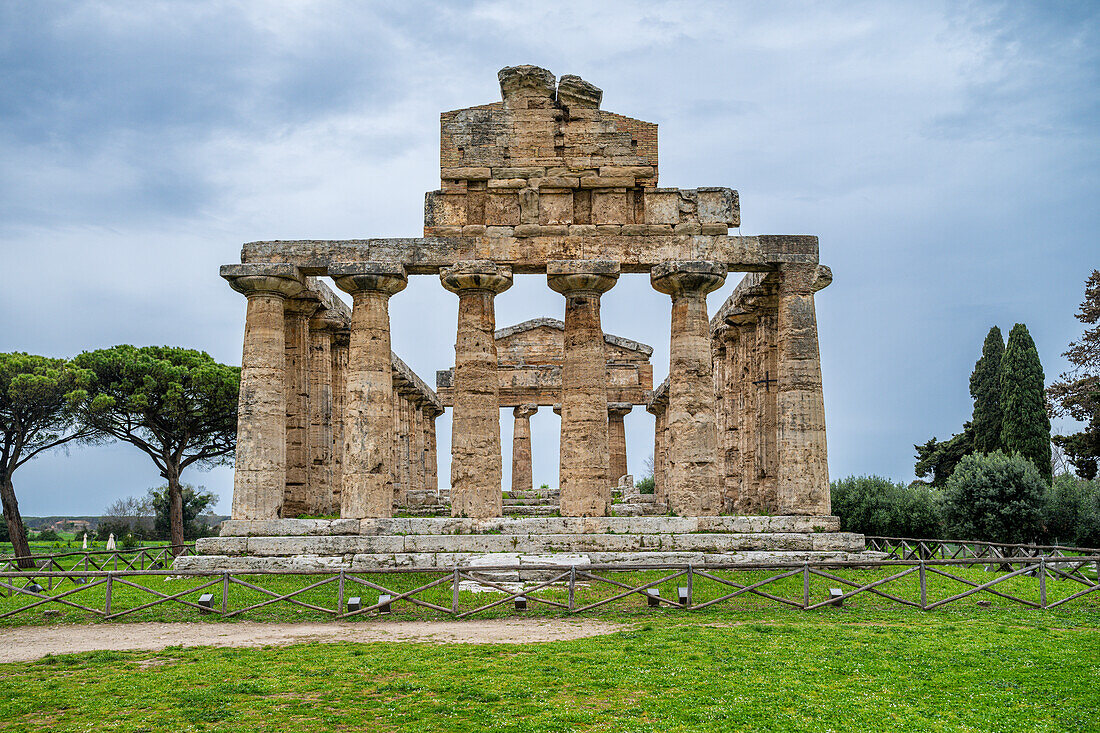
[495, 317, 653, 356]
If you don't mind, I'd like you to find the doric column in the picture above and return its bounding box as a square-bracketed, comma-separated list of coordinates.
[548, 260, 620, 517]
[756, 302, 779, 510]
[282, 296, 321, 517]
[651, 261, 727, 516]
[646, 401, 665, 502]
[221, 263, 304, 520]
[306, 310, 342, 515]
[424, 406, 440, 493]
[737, 315, 761, 513]
[607, 403, 632, 485]
[330, 329, 349, 511]
[718, 322, 743, 513]
[331, 262, 408, 518]
[411, 400, 425, 498]
[511, 404, 537, 492]
[441, 260, 513, 518]
[776, 264, 832, 515]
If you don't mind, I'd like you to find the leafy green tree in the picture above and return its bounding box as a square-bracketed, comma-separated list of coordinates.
[942, 451, 1046, 543]
[1049, 270, 1100, 480]
[830, 475, 942, 538]
[0, 354, 92, 567]
[71, 346, 239, 554]
[148, 484, 218, 540]
[1000, 324, 1052, 482]
[970, 327, 1005, 453]
[1041, 474, 1100, 548]
[914, 426, 973, 488]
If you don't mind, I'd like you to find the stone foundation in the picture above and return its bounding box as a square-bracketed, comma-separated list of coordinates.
[175, 515, 871, 577]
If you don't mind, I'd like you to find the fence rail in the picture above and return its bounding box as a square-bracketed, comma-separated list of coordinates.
[0, 545, 197, 578]
[0, 554, 1097, 622]
[866, 536, 1100, 561]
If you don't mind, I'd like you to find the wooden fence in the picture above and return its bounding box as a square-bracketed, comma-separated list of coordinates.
[867, 536, 1100, 562]
[0, 545, 196, 581]
[0, 554, 1097, 622]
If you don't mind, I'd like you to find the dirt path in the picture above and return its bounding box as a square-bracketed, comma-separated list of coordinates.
[0, 618, 625, 663]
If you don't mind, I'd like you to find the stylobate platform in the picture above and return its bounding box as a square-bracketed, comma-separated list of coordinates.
[175, 516, 875, 577]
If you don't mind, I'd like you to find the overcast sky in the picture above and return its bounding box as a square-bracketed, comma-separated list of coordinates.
[1, 1, 1097, 516]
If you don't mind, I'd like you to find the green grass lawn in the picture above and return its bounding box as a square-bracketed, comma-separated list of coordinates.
[0, 608, 1097, 732]
[0, 563, 1097, 731]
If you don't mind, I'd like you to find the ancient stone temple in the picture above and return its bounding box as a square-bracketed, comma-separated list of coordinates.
[181, 65, 864, 573]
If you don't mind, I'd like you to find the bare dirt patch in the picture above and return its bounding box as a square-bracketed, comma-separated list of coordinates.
[0, 618, 624, 663]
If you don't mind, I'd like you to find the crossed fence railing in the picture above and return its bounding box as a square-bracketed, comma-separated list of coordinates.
[866, 536, 1100, 562]
[0, 554, 1098, 622]
[0, 544, 197, 582]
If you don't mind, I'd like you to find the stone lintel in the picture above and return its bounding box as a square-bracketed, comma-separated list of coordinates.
[391, 352, 444, 414]
[239, 234, 818, 275]
[494, 317, 654, 356]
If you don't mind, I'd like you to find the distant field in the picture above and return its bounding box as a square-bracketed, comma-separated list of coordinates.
[0, 607, 1097, 732]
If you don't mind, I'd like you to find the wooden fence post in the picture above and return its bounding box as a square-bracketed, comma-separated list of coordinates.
[919, 561, 927, 610]
[105, 572, 113, 615]
[337, 570, 345, 616]
[1039, 558, 1047, 609]
[686, 564, 693, 609]
[451, 568, 460, 615]
[802, 564, 810, 609]
[569, 566, 576, 612]
[222, 572, 230, 614]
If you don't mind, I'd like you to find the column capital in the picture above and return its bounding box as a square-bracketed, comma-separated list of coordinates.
[221, 263, 304, 299]
[547, 259, 620, 296]
[284, 295, 322, 318]
[309, 308, 347, 333]
[440, 260, 513, 294]
[514, 403, 538, 418]
[777, 262, 832, 293]
[651, 261, 727, 298]
[552, 403, 562, 416]
[331, 262, 408, 296]
[607, 402, 633, 418]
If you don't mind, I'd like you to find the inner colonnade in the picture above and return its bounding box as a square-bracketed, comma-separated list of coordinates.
[220, 64, 833, 524]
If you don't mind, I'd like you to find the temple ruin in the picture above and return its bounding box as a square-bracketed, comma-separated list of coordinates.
[181, 65, 865, 573]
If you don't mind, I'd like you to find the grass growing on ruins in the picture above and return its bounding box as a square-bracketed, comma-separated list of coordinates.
[0, 609, 1097, 732]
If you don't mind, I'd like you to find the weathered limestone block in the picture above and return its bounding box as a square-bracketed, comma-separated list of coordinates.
[221, 264, 304, 520]
[511, 404, 537, 492]
[331, 262, 408, 519]
[548, 260, 620, 516]
[556, 74, 602, 109]
[441, 260, 513, 518]
[607, 402, 632, 484]
[776, 263, 831, 515]
[651, 261, 727, 516]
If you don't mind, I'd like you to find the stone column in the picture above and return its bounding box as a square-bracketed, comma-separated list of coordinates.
[757, 303, 779, 511]
[282, 296, 320, 517]
[548, 260, 620, 517]
[719, 322, 743, 513]
[646, 401, 665, 503]
[651, 261, 727, 516]
[331, 262, 408, 519]
[737, 316, 761, 513]
[306, 310, 342, 515]
[776, 264, 832, 515]
[411, 400, 425, 498]
[424, 406, 440, 493]
[607, 403, 632, 485]
[441, 260, 513, 518]
[220, 263, 304, 520]
[511, 404, 537, 493]
[330, 329, 349, 511]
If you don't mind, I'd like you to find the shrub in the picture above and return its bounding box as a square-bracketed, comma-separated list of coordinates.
[1043, 474, 1100, 548]
[830, 476, 942, 538]
[635, 476, 655, 495]
[942, 451, 1046, 544]
[33, 529, 61, 542]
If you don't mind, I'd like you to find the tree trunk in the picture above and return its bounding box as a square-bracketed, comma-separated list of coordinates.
[0, 470, 34, 569]
[166, 465, 185, 557]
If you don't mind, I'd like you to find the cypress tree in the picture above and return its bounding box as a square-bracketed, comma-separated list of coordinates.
[969, 326, 1005, 453]
[1000, 323, 1052, 482]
